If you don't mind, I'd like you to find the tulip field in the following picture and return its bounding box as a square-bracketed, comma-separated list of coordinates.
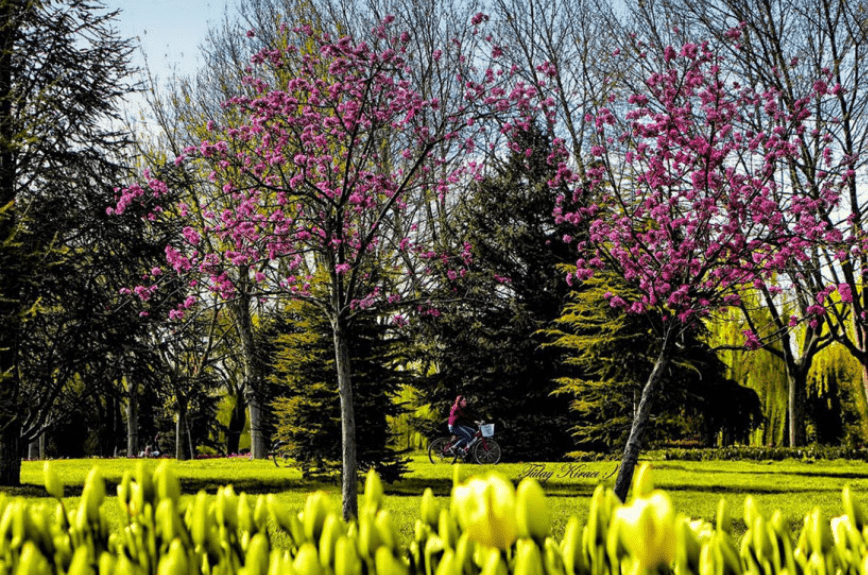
[10, 454, 868, 545]
[6, 455, 868, 574]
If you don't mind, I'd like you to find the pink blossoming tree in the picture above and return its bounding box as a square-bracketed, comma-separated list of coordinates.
[555, 40, 847, 500]
[115, 15, 540, 518]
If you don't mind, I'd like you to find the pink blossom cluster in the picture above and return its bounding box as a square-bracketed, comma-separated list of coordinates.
[555, 41, 848, 340]
[113, 15, 539, 321]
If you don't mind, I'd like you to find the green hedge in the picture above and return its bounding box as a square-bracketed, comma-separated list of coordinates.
[656, 445, 868, 461]
[4, 459, 868, 574]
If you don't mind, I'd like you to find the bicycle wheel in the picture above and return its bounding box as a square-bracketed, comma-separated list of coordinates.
[428, 437, 452, 464]
[271, 441, 293, 467]
[474, 438, 501, 465]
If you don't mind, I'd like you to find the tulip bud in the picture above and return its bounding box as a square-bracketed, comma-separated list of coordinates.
[157, 539, 188, 575]
[561, 516, 584, 575]
[452, 474, 517, 550]
[68, 546, 94, 575]
[587, 484, 610, 546]
[304, 491, 332, 543]
[82, 467, 106, 524]
[438, 509, 459, 550]
[515, 539, 544, 575]
[698, 543, 717, 575]
[359, 508, 382, 560]
[191, 491, 210, 548]
[239, 492, 255, 534]
[335, 535, 362, 575]
[43, 462, 64, 501]
[319, 513, 345, 568]
[135, 461, 155, 505]
[716, 499, 731, 534]
[295, 542, 322, 575]
[154, 461, 180, 506]
[217, 485, 239, 530]
[18, 541, 50, 575]
[632, 463, 654, 498]
[544, 536, 566, 575]
[421, 488, 440, 528]
[480, 547, 507, 575]
[117, 471, 133, 517]
[674, 516, 700, 573]
[364, 469, 384, 513]
[806, 507, 833, 555]
[744, 496, 759, 529]
[614, 490, 676, 569]
[516, 478, 550, 541]
[254, 495, 268, 532]
[246, 532, 270, 575]
[376, 510, 399, 553]
[156, 499, 177, 541]
[435, 548, 457, 575]
[98, 551, 116, 575]
[842, 485, 866, 530]
[268, 550, 293, 575]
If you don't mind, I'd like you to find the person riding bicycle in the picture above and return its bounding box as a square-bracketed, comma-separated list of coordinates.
[448, 395, 479, 455]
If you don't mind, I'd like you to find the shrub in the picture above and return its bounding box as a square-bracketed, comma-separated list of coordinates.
[10, 459, 868, 574]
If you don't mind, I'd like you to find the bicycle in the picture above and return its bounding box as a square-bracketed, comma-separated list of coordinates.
[428, 421, 502, 465]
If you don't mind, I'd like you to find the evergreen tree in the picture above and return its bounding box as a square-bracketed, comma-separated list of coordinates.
[0, 0, 137, 482]
[416, 126, 578, 461]
[270, 297, 410, 482]
[547, 274, 761, 452]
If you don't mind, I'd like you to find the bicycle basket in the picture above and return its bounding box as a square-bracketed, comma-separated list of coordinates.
[480, 424, 495, 437]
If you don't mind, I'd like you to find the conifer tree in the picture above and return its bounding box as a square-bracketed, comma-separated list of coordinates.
[270, 296, 410, 482]
[0, 0, 137, 483]
[417, 126, 578, 461]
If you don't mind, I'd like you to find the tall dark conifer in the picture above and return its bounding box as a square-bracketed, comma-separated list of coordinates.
[0, 0, 136, 483]
[418, 126, 579, 461]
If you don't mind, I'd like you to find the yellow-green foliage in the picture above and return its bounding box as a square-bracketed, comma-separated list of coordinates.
[9, 460, 868, 575]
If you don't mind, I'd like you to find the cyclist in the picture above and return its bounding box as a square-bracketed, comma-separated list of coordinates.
[448, 395, 478, 455]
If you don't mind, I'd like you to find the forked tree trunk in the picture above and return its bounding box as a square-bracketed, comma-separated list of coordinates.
[613, 332, 675, 502]
[333, 316, 358, 521]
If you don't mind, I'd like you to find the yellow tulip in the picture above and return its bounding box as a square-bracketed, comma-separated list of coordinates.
[614, 490, 676, 569]
[452, 473, 517, 550]
[294, 542, 322, 575]
[43, 462, 64, 501]
[516, 478, 550, 541]
[364, 469, 384, 513]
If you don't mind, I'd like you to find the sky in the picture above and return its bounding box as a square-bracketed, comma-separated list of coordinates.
[106, 0, 240, 85]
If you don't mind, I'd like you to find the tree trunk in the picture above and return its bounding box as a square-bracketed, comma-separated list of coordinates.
[613, 332, 674, 502]
[27, 437, 38, 460]
[0, 417, 20, 485]
[175, 404, 190, 460]
[126, 379, 139, 456]
[333, 317, 358, 521]
[232, 294, 268, 459]
[227, 392, 245, 455]
[0, 0, 21, 488]
[787, 368, 807, 447]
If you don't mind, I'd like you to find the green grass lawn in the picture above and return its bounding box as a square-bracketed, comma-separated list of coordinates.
[6, 454, 868, 548]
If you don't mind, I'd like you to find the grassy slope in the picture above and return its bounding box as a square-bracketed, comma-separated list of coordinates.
[7, 455, 868, 546]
